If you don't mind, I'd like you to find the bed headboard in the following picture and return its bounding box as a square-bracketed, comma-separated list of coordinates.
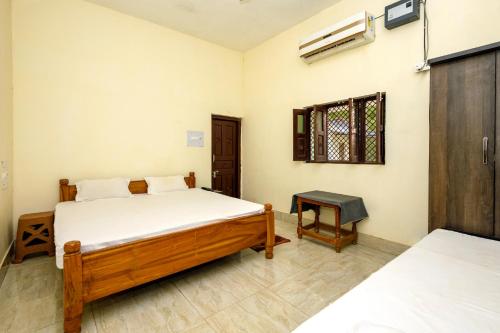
[59, 172, 196, 202]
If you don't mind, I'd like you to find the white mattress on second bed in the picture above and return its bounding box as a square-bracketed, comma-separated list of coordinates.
[54, 188, 264, 268]
[293, 229, 500, 333]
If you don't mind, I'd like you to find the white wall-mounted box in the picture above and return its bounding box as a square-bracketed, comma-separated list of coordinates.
[187, 131, 204, 147]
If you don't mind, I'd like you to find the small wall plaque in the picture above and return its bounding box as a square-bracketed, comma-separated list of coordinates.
[187, 131, 204, 147]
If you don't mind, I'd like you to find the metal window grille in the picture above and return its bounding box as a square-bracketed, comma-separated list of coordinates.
[363, 98, 378, 163]
[326, 102, 350, 161]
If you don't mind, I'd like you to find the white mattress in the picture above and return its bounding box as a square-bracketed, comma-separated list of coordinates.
[294, 229, 500, 333]
[54, 188, 264, 269]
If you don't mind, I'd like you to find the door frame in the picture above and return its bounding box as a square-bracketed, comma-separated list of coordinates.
[211, 114, 241, 198]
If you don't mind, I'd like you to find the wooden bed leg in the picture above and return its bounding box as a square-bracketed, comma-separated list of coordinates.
[264, 203, 275, 259]
[64, 241, 83, 333]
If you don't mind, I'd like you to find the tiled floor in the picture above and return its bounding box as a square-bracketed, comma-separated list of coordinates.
[0, 220, 403, 333]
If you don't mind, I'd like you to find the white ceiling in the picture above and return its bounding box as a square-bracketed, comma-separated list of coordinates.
[85, 0, 342, 51]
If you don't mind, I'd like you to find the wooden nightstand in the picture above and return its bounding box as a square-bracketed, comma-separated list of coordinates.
[201, 187, 224, 194]
[13, 211, 55, 264]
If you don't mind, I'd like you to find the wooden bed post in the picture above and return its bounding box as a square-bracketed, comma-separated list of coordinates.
[264, 203, 275, 259]
[60, 179, 69, 202]
[188, 171, 196, 188]
[64, 241, 83, 333]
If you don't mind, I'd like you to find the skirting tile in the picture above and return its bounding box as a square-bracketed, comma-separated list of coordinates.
[356, 232, 409, 256]
[0, 241, 14, 289]
[275, 210, 408, 256]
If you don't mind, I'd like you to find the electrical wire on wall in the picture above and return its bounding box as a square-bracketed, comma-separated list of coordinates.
[422, 0, 429, 65]
[415, 0, 430, 71]
[374, 0, 430, 71]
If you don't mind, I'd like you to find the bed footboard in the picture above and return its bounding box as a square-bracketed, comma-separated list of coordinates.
[63, 204, 274, 332]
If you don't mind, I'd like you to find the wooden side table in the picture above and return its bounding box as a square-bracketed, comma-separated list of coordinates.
[13, 211, 55, 264]
[293, 191, 368, 253]
[297, 197, 359, 253]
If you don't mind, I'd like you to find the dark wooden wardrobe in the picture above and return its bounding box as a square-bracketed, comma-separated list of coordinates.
[429, 42, 500, 239]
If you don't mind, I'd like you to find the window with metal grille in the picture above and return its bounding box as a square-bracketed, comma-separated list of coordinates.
[327, 101, 350, 162]
[293, 92, 385, 164]
[309, 109, 316, 161]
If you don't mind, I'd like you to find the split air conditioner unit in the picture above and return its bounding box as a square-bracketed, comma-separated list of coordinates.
[299, 11, 375, 63]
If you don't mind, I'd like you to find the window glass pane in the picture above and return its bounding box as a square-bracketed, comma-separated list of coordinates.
[297, 114, 304, 134]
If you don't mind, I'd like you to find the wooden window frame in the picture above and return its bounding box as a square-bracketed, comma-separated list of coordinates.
[313, 105, 328, 162]
[293, 109, 310, 161]
[293, 92, 385, 165]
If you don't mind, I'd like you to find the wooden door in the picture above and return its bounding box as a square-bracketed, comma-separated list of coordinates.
[429, 52, 496, 237]
[211, 116, 240, 198]
[496, 51, 500, 239]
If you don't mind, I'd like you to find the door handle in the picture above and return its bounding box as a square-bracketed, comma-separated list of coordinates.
[212, 170, 219, 178]
[483, 137, 488, 165]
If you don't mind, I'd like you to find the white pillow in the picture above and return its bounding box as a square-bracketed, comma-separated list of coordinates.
[145, 175, 188, 194]
[75, 178, 132, 202]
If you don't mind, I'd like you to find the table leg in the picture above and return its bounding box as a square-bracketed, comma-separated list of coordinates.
[352, 222, 358, 245]
[314, 206, 320, 233]
[297, 199, 303, 239]
[334, 206, 341, 253]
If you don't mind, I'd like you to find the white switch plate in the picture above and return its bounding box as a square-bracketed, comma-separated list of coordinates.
[1, 161, 8, 191]
[187, 131, 204, 147]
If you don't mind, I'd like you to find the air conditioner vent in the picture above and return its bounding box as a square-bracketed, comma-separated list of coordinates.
[299, 11, 375, 63]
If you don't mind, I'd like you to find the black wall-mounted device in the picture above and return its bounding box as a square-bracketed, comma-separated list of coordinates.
[384, 0, 420, 30]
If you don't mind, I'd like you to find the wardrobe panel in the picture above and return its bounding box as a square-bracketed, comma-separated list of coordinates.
[430, 52, 496, 237]
[429, 63, 449, 232]
[496, 51, 500, 239]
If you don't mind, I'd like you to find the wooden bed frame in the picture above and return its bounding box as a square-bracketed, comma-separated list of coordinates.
[59, 172, 275, 333]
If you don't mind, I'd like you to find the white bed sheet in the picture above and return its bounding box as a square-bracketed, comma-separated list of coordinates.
[54, 188, 264, 269]
[294, 229, 500, 333]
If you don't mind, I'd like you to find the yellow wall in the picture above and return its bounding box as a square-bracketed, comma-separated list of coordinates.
[12, 0, 243, 222]
[11, 0, 500, 245]
[0, 0, 13, 259]
[242, 0, 500, 245]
